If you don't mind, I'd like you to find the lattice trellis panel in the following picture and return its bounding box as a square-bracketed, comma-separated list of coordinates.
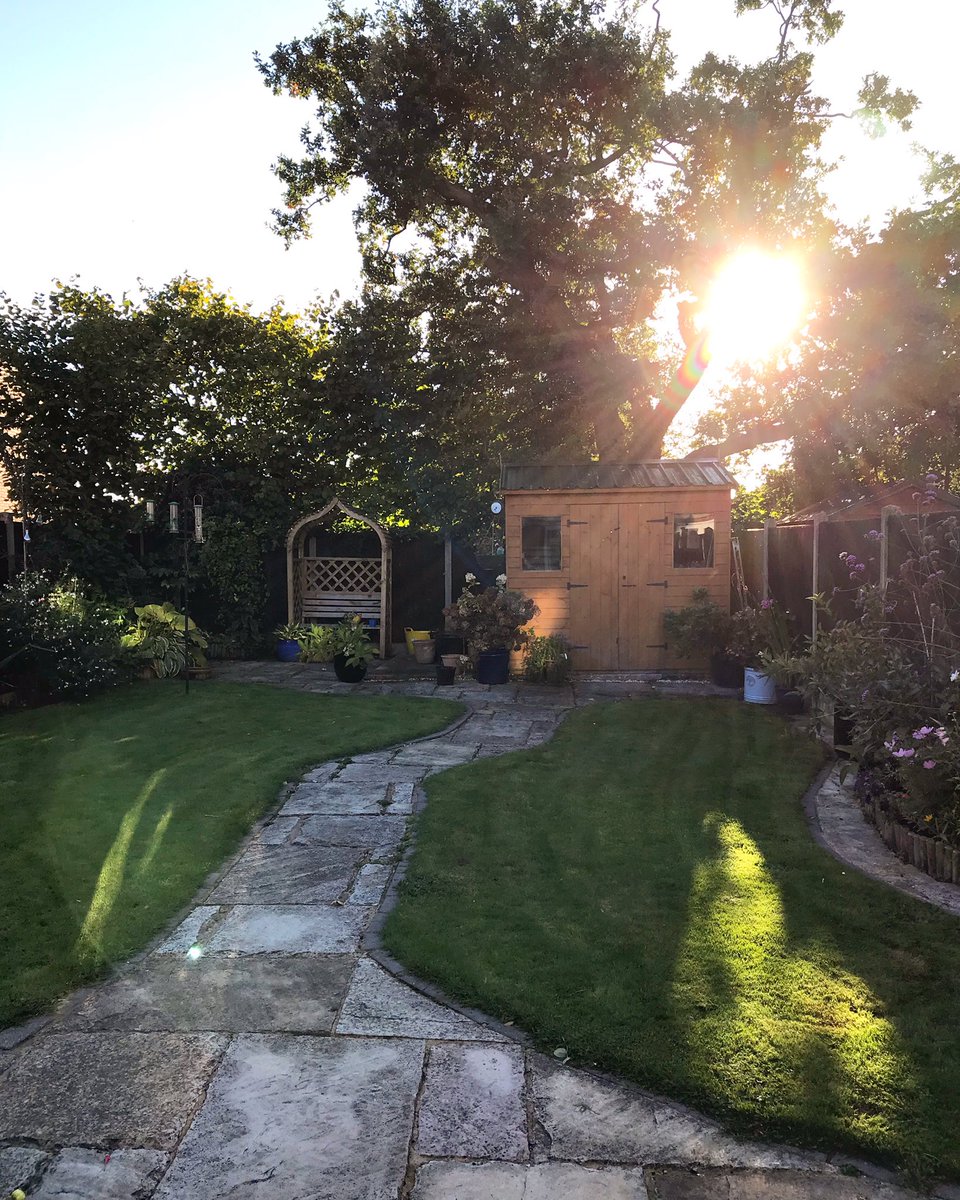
[302, 556, 381, 595]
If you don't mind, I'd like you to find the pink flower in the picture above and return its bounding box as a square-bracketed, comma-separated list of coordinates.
[923, 760, 937, 769]
[893, 747, 915, 759]
[913, 726, 935, 740]
[760, 598, 773, 609]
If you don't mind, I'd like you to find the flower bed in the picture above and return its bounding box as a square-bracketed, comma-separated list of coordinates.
[858, 783, 960, 884]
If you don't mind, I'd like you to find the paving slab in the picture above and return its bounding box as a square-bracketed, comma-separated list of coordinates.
[335, 959, 504, 1040]
[417, 1042, 527, 1160]
[154, 1034, 423, 1200]
[280, 780, 391, 815]
[645, 1168, 917, 1200]
[412, 1161, 648, 1199]
[0, 1146, 48, 1193]
[333, 763, 428, 785]
[31, 1148, 168, 1200]
[54, 954, 355, 1033]
[199, 903, 371, 954]
[295, 812, 408, 851]
[205, 841, 365, 904]
[0, 1031, 225, 1148]
[251, 816, 300, 844]
[347, 862, 394, 905]
[531, 1057, 822, 1170]
[392, 742, 480, 768]
[154, 904, 220, 953]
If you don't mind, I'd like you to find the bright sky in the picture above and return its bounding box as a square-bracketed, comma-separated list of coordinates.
[1, 0, 957, 317]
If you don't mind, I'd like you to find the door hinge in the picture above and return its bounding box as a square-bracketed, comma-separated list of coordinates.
[567, 582, 588, 589]
[646, 642, 668, 649]
[567, 519, 588, 526]
[646, 516, 669, 524]
[646, 580, 669, 588]
[621, 583, 637, 588]
[569, 644, 589, 650]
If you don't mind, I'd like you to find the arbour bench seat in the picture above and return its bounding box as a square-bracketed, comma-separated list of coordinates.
[302, 591, 382, 626]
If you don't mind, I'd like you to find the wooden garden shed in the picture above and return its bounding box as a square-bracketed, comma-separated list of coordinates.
[501, 461, 737, 672]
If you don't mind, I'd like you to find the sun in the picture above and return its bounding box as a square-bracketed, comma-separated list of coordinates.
[702, 250, 807, 364]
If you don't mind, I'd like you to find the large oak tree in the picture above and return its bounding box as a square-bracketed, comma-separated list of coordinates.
[258, 0, 913, 460]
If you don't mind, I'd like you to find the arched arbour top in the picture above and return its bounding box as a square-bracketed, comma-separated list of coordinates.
[286, 498, 392, 660]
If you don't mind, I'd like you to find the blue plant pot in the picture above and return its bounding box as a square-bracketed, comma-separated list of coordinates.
[476, 648, 510, 685]
[276, 639, 300, 662]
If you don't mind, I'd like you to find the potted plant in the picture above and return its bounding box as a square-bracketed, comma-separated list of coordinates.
[298, 624, 337, 664]
[274, 621, 308, 662]
[329, 614, 378, 683]
[121, 603, 209, 679]
[728, 599, 795, 704]
[443, 573, 538, 684]
[662, 589, 740, 686]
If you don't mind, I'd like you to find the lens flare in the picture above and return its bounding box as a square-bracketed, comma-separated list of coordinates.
[703, 250, 807, 363]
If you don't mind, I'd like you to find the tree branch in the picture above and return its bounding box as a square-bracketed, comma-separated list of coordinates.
[683, 418, 796, 461]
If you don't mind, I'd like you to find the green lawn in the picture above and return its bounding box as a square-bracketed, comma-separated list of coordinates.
[0, 680, 460, 1028]
[385, 699, 960, 1181]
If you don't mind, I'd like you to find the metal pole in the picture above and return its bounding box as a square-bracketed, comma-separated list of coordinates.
[811, 515, 822, 645]
[183, 536, 190, 696]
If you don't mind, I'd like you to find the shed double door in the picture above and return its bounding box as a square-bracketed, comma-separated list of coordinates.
[567, 502, 665, 670]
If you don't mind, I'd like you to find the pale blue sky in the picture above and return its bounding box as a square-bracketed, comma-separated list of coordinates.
[1, 0, 956, 313]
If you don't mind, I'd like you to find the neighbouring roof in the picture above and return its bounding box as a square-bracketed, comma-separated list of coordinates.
[500, 460, 738, 492]
[779, 481, 960, 525]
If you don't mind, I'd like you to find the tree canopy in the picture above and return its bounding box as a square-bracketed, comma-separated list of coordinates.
[258, 0, 915, 461]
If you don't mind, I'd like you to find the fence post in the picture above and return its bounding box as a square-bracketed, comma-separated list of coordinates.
[444, 533, 453, 609]
[762, 518, 775, 601]
[811, 514, 823, 645]
[880, 505, 899, 592]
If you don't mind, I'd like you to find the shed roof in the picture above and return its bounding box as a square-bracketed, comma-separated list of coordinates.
[779, 481, 960, 525]
[500, 460, 737, 492]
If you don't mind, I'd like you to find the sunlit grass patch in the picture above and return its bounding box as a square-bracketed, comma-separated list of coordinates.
[386, 699, 960, 1179]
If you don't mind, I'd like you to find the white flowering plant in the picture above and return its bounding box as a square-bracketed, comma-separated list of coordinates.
[443, 574, 538, 657]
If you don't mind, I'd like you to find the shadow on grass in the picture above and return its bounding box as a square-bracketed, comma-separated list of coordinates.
[384, 698, 959, 1180]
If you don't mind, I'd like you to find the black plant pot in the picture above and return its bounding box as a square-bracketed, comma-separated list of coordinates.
[333, 653, 367, 684]
[476, 648, 510, 685]
[709, 652, 744, 689]
[436, 664, 456, 686]
[776, 686, 805, 716]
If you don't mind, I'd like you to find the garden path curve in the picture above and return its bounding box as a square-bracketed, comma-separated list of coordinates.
[0, 665, 951, 1200]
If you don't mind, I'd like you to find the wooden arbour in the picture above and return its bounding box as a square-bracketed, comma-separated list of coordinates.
[286, 499, 392, 659]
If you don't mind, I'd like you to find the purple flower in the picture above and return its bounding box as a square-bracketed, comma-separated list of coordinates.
[865, 529, 881, 540]
[884, 736, 899, 751]
[923, 760, 937, 769]
[913, 726, 935, 740]
[893, 747, 916, 759]
[861, 689, 870, 701]
[760, 598, 773, 609]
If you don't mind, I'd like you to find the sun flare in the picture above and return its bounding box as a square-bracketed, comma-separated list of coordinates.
[703, 250, 807, 363]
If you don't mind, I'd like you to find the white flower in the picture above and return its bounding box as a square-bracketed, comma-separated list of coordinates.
[496, 573, 508, 586]
[464, 572, 477, 583]
[952, 669, 960, 682]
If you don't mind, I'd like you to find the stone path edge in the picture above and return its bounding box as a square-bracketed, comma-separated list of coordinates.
[0, 700, 472, 1054]
[808, 762, 960, 918]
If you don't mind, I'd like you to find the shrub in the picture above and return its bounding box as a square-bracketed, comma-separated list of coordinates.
[121, 603, 208, 679]
[299, 624, 337, 664]
[523, 631, 571, 686]
[0, 571, 127, 702]
[443, 573, 538, 658]
[663, 589, 732, 660]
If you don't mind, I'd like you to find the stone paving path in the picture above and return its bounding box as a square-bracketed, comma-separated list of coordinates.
[815, 766, 960, 918]
[0, 668, 950, 1199]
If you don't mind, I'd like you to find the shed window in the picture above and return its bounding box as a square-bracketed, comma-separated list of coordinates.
[674, 514, 715, 568]
[522, 516, 562, 571]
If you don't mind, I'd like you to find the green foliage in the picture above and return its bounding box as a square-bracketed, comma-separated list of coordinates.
[443, 575, 538, 657]
[298, 624, 339, 664]
[274, 622, 309, 642]
[730, 600, 796, 666]
[328, 615, 378, 668]
[523, 632, 571, 686]
[767, 506, 960, 843]
[0, 571, 127, 702]
[259, 0, 916, 459]
[663, 588, 733, 660]
[121, 602, 208, 679]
